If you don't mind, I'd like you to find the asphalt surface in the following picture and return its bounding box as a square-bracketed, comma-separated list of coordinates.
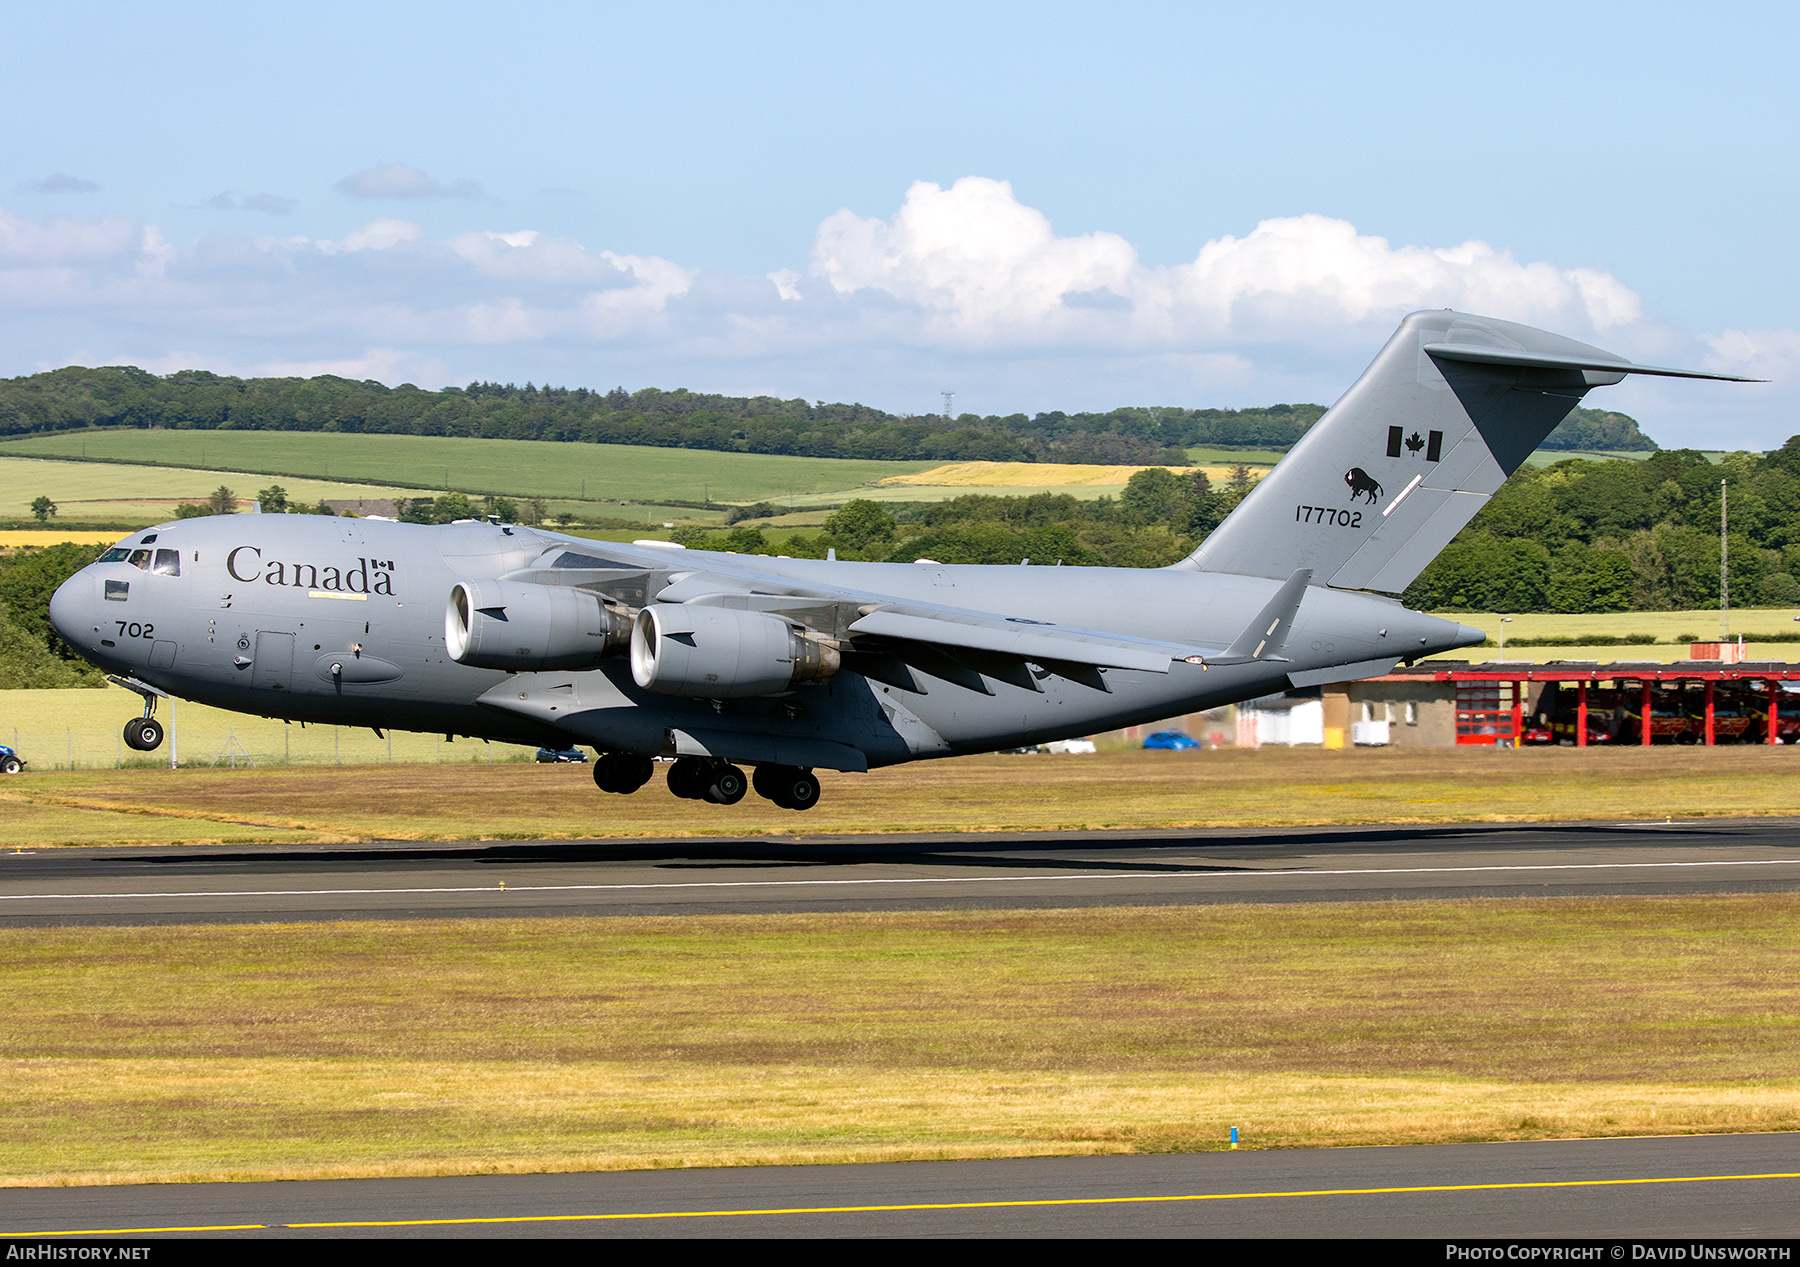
[2, 1133, 1798, 1239]
[3, 817, 1800, 926]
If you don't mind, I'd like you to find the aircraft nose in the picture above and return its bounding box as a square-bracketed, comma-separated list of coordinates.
[48, 572, 91, 645]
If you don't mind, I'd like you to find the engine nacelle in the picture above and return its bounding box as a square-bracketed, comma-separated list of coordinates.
[629, 604, 840, 698]
[445, 579, 631, 671]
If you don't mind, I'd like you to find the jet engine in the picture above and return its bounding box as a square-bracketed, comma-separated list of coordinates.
[629, 604, 840, 698]
[445, 580, 631, 671]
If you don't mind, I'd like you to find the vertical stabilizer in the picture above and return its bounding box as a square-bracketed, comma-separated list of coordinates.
[1177, 310, 1743, 593]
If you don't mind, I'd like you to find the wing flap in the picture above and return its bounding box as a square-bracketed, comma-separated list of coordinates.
[847, 609, 1183, 673]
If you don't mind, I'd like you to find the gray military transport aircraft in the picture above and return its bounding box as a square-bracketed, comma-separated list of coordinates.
[48, 310, 1750, 810]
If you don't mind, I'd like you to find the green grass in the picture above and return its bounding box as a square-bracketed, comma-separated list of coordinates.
[4, 898, 1800, 1182]
[0, 684, 539, 774]
[0, 455, 415, 522]
[0, 431, 939, 506]
[1425, 608, 1800, 662]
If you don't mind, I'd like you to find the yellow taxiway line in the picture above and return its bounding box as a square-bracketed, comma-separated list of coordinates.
[15, 1170, 1800, 1236]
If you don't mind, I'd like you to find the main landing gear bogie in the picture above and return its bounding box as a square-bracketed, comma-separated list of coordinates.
[666, 755, 746, 805]
[592, 752, 820, 811]
[752, 763, 820, 811]
[593, 751, 654, 795]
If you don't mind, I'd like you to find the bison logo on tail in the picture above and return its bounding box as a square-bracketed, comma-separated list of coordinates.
[1344, 468, 1383, 503]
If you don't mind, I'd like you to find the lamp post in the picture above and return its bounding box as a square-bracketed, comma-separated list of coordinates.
[1499, 617, 1513, 656]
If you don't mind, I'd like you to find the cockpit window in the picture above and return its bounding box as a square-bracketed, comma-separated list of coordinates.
[127, 550, 153, 570]
[152, 549, 181, 576]
[552, 551, 633, 570]
[140, 534, 158, 545]
[97, 548, 131, 563]
[105, 580, 130, 602]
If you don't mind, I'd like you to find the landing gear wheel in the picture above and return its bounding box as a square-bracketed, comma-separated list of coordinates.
[593, 752, 654, 794]
[123, 717, 164, 752]
[784, 769, 821, 811]
[704, 764, 747, 805]
[752, 764, 820, 811]
[667, 756, 712, 800]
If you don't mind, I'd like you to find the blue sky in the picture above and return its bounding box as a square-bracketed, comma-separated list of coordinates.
[3, 1, 1797, 446]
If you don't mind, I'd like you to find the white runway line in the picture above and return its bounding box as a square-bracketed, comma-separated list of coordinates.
[6, 856, 1800, 902]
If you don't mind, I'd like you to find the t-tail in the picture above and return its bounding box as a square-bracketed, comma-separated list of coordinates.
[1176, 309, 1754, 593]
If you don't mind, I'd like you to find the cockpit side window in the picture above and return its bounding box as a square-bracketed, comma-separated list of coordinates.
[152, 549, 181, 576]
[127, 550, 153, 570]
[97, 548, 131, 563]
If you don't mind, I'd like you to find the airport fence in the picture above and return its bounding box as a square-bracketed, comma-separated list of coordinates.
[0, 686, 540, 771]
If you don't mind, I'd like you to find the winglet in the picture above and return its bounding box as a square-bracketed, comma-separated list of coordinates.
[1207, 569, 1312, 665]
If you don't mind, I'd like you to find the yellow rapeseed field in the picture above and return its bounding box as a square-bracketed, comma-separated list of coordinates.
[876, 461, 1267, 488]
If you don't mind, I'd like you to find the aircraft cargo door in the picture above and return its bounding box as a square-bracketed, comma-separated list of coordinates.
[253, 631, 295, 691]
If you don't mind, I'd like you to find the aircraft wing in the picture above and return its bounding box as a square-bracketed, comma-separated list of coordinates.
[499, 539, 1310, 694]
[844, 608, 1196, 673]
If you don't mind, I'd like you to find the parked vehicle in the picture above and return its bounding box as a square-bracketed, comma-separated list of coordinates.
[0, 744, 23, 774]
[1687, 689, 1757, 743]
[1547, 688, 1622, 745]
[1520, 715, 1556, 745]
[534, 747, 589, 763]
[1143, 731, 1201, 751]
[1617, 690, 1692, 744]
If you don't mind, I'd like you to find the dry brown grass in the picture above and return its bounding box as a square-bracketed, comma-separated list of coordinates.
[2, 898, 1799, 1182]
[7, 745, 1800, 846]
[8, 1061, 1797, 1186]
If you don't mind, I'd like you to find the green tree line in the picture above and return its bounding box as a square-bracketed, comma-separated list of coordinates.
[1403, 443, 1800, 612]
[0, 365, 1652, 463]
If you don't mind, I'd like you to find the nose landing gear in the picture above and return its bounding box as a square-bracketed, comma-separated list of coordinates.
[123, 716, 164, 751]
[108, 675, 169, 752]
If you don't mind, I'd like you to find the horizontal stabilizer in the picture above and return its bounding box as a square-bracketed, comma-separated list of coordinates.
[1206, 569, 1311, 665]
[1422, 343, 1761, 382]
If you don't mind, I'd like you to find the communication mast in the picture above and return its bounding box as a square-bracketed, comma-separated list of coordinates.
[1721, 479, 1730, 639]
[941, 390, 955, 423]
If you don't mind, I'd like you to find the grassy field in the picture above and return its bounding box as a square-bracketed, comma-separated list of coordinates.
[3, 897, 1799, 1183]
[0, 685, 541, 776]
[1422, 608, 1800, 664]
[0, 530, 130, 549]
[0, 431, 938, 506]
[1184, 446, 1285, 466]
[0, 455, 418, 523]
[1520, 448, 1656, 468]
[5, 745, 1800, 847]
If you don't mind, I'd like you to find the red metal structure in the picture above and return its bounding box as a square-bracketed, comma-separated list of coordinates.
[1381, 661, 1800, 748]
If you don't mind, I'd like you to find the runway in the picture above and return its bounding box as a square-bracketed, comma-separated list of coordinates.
[4, 816, 1800, 926]
[3, 1133, 1799, 1239]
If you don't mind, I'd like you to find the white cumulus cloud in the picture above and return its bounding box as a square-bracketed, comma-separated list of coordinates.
[810, 177, 1643, 351]
[0, 181, 1787, 447]
[335, 162, 485, 201]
